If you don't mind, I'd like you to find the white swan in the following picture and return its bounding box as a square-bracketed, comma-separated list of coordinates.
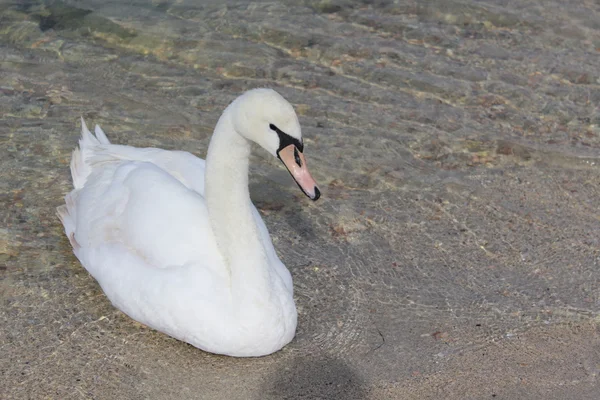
[57, 89, 320, 357]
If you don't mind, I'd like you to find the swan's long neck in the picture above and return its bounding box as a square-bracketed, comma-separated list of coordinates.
[204, 107, 271, 295]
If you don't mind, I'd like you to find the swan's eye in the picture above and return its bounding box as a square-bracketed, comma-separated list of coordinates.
[269, 123, 278, 131]
[294, 147, 302, 167]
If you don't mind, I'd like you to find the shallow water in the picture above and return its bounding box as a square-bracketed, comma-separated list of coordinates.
[2, 1, 600, 399]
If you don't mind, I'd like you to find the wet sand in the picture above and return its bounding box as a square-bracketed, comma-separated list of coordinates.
[1, 1, 599, 399]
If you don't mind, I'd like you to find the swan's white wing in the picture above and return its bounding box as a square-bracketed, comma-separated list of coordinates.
[73, 158, 223, 273]
[61, 144, 238, 351]
[88, 144, 207, 194]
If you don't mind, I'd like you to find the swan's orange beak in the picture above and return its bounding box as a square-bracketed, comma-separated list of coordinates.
[278, 144, 320, 201]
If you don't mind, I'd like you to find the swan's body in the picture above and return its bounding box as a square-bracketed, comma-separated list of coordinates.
[57, 89, 320, 357]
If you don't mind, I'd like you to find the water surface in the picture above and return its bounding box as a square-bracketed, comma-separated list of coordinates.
[1, 1, 600, 398]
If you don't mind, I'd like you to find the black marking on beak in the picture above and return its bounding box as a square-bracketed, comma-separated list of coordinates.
[312, 187, 321, 201]
[294, 147, 302, 167]
[270, 123, 304, 157]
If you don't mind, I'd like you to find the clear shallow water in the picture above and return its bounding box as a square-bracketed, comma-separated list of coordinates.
[1, 1, 600, 398]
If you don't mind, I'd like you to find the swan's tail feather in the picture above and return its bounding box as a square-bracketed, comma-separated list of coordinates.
[59, 118, 112, 249]
[88, 145, 162, 167]
[79, 117, 99, 147]
[94, 124, 110, 145]
[70, 147, 87, 190]
[71, 118, 111, 189]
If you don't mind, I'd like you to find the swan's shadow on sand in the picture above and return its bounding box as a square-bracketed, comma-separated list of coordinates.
[259, 356, 368, 400]
[250, 176, 318, 241]
[252, 175, 365, 399]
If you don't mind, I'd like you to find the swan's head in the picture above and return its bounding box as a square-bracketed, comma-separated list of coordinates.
[231, 88, 320, 201]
